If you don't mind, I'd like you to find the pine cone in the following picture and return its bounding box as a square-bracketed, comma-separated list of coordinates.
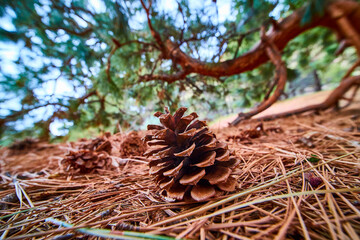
[80, 137, 112, 154]
[61, 150, 113, 174]
[9, 138, 39, 151]
[120, 131, 147, 157]
[144, 107, 239, 202]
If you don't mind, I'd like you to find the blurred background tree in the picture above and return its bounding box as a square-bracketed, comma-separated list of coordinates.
[0, 0, 358, 145]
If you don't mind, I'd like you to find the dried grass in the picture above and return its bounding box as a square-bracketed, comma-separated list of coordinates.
[1, 106, 359, 239]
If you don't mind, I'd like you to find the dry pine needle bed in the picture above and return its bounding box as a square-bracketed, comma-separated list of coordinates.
[0, 106, 360, 240]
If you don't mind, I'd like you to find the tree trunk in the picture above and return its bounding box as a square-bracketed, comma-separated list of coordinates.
[313, 70, 322, 92]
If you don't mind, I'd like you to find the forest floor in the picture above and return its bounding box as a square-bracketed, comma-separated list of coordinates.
[210, 89, 335, 129]
[0, 90, 359, 240]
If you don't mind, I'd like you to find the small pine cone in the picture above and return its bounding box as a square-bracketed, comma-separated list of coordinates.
[120, 131, 147, 157]
[9, 138, 39, 151]
[144, 107, 239, 202]
[61, 150, 113, 173]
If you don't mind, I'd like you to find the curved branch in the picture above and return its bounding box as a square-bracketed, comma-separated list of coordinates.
[142, 0, 360, 80]
[341, 84, 359, 108]
[231, 31, 287, 126]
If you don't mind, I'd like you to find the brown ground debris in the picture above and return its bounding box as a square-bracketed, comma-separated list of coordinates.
[0, 103, 359, 239]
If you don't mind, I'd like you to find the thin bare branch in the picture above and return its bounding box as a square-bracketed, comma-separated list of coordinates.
[140, 70, 188, 83]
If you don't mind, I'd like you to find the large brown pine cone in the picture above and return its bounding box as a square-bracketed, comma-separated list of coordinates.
[61, 150, 113, 174]
[144, 107, 239, 202]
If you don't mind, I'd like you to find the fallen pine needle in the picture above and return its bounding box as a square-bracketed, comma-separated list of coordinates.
[42, 218, 179, 240]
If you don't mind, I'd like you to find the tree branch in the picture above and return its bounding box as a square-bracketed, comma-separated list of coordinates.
[139, 0, 360, 82]
[329, 5, 360, 55]
[140, 0, 165, 51]
[1, 91, 97, 128]
[231, 27, 287, 126]
[342, 58, 360, 80]
[106, 38, 157, 86]
[140, 70, 188, 83]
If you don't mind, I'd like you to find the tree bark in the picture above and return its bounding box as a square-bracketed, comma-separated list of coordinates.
[313, 70, 322, 91]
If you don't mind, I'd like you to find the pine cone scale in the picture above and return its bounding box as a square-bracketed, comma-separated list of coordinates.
[177, 128, 198, 145]
[85, 161, 93, 168]
[173, 107, 188, 123]
[174, 143, 195, 157]
[187, 120, 207, 131]
[216, 176, 237, 191]
[154, 129, 176, 144]
[144, 146, 168, 157]
[153, 146, 175, 158]
[192, 142, 217, 156]
[176, 113, 198, 132]
[216, 142, 228, 150]
[191, 151, 216, 167]
[215, 149, 230, 161]
[159, 177, 174, 189]
[97, 159, 105, 167]
[150, 165, 167, 175]
[147, 124, 164, 130]
[149, 157, 171, 167]
[192, 129, 212, 144]
[179, 168, 206, 185]
[204, 166, 232, 185]
[218, 157, 240, 168]
[159, 114, 176, 130]
[75, 158, 85, 166]
[154, 111, 163, 117]
[191, 183, 215, 201]
[167, 183, 188, 200]
[147, 140, 168, 146]
[163, 161, 183, 176]
[95, 140, 112, 153]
